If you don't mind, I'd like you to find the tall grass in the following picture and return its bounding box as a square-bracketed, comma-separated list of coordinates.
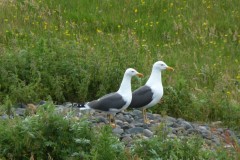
[0, 103, 239, 159]
[0, 0, 239, 127]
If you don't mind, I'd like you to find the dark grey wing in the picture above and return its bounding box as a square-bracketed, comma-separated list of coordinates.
[88, 93, 126, 111]
[129, 85, 153, 109]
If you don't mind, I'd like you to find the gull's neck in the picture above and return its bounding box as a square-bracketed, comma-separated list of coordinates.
[146, 68, 162, 86]
[117, 74, 132, 95]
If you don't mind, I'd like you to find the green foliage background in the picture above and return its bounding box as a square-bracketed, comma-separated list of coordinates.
[0, 0, 239, 127]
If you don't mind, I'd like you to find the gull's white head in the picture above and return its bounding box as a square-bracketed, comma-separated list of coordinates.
[152, 61, 174, 71]
[125, 68, 144, 77]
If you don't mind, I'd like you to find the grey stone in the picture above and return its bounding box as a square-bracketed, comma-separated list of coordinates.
[126, 127, 144, 134]
[115, 120, 123, 127]
[132, 110, 142, 117]
[187, 129, 199, 135]
[62, 102, 73, 108]
[176, 118, 185, 124]
[171, 123, 181, 128]
[146, 113, 155, 120]
[181, 121, 193, 130]
[172, 127, 185, 135]
[199, 125, 209, 130]
[15, 108, 26, 116]
[166, 116, 177, 122]
[113, 127, 124, 135]
[153, 114, 162, 120]
[143, 129, 153, 137]
[125, 117, 134, 123]
[1, 114, 9, 119]
[121, 135, 133, 146]
[166, 121, 174, 127]
[133, 122, 150, 129]
[94, 116, 108, 123]
[200, 129, 212, 139]
[122, 124, 131, 130]
[212, 135, 221, 145]
[216, 128, 224, 134]
[38, 100, 46, 105]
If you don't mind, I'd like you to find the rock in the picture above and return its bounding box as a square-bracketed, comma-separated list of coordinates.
[12, 101, 240, 148]
[116, 113, 124, 120]
[166, 121, 174, 127]
[166, 116, 177, 122]
[113, 127, 124, 135]
[123, 115, 134, 123]
[121, 135, 133, 147]
[122, 124, 131, 130]
[62, 102, 73, 108]
[199, 127, 212, 139]
[171, 122, 181, 128]
[143, 129, 153, 137]
[126, 127, 144, 134]
[1, 114, 9, 119]
[172, 127, 185, 135]
[38, 100, 46, 106]
[15, 108, 25, 116]
[153, 114, 162, 121]
[115, 120, 124, 127]
[216, 128, 224, 134]
[131, 110, 142, 117]
[187, 128, 199, 135]
[146, 113, 155, 120]
[212, 135, 221, 145]
[94, 116, 108, 123]
[181, 121, 193, 130]
[133, 122, 150, 129]
[176, 118, 185, 124]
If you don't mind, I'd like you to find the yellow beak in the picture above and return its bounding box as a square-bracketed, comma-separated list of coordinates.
[137, 73, 144, 77]
[166, 66, 174, 71]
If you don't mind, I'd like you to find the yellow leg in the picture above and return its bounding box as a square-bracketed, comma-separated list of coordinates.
[142, 108, 146, 122]
[108, 114, 116, 128]
[143, 108, 150, 124]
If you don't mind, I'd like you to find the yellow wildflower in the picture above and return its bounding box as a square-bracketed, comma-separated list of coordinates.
[96, 29, 103, 34]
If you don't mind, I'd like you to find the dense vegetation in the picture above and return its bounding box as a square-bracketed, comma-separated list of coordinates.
[0, 0, 239, 159]
[1, 0, 239, 128]
[0, 103, 239, 159]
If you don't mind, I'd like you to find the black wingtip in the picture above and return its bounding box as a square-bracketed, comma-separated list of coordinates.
[74, 103, 85, 108]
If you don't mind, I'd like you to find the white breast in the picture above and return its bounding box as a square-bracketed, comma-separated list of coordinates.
[120, 92, 132, 110]
[144, 84, 163, 109]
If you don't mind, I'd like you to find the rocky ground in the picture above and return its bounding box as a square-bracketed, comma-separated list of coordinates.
[2, 101, 240, 149]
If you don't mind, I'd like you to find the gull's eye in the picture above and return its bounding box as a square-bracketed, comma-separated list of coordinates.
[161, 64, 164, 66]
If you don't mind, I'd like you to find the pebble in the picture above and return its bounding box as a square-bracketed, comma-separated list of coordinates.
[113, 127, 124, 135]
[143, 129, 153, 137]
[126, 127, 144, 134]
[8, 102, 240, 148]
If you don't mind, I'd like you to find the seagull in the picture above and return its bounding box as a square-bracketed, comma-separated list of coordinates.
[128, 61, 174, 124]
[80, 68, 143, 127]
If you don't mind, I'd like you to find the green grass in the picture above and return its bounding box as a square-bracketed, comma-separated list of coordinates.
[0, 0, 239, 128]
[0, 103, 239, 160]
